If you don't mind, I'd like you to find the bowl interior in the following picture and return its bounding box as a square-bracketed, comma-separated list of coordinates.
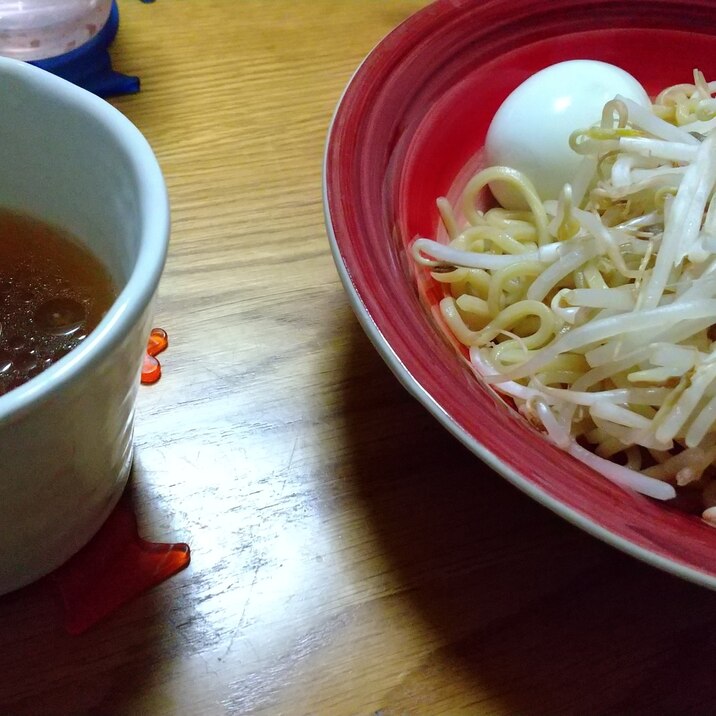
[326, 0, 716, 585]
[399, 28, 716, 246]
[0, 61, 143, 286]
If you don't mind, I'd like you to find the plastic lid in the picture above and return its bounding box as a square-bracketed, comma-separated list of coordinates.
[30, 1, 139, 97]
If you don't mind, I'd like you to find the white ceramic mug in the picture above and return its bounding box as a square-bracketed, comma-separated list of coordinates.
[0, 57, 169, 594]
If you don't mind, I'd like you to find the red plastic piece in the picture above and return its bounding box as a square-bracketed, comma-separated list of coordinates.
[141, 327, 168, 384]
[49, 494, 190, 635]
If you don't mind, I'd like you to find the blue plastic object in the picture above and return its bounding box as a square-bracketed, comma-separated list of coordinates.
[29, 1, 139, 98]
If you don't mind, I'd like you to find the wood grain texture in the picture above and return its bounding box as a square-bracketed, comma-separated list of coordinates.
[2, 2, 716, 714]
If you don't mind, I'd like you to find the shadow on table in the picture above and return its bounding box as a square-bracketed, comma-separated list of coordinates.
[343, 317, 716, 716]
[0, 478, 179, 716]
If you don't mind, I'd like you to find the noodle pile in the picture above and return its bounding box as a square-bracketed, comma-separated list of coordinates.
[412, 71, 716, 522]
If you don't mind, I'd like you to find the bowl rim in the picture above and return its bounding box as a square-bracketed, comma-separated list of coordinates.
[323, 0, 716, 591]
[0, 57, 169, 422]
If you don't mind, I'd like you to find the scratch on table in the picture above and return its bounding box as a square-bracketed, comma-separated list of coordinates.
[219, 560, 263, 663]
[281, 435, 300, 492]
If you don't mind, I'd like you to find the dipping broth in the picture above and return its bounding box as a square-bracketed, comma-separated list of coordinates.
[0, 209, 117, 396]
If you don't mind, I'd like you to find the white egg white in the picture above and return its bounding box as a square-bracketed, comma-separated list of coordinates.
[485, 60, 651, 209]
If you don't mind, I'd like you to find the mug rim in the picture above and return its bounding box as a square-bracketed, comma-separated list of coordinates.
[0, 57, 169, 422]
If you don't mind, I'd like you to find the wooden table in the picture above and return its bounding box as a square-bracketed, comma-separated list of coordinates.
[2, 2, 716, 714]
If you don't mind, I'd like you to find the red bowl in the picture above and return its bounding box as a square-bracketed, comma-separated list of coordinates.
[324, 0, 716, 588]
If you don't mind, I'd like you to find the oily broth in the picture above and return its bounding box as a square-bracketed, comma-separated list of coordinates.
[0, 209, 117, 396]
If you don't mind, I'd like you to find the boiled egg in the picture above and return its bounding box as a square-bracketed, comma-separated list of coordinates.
[484, 60, 651, 209]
